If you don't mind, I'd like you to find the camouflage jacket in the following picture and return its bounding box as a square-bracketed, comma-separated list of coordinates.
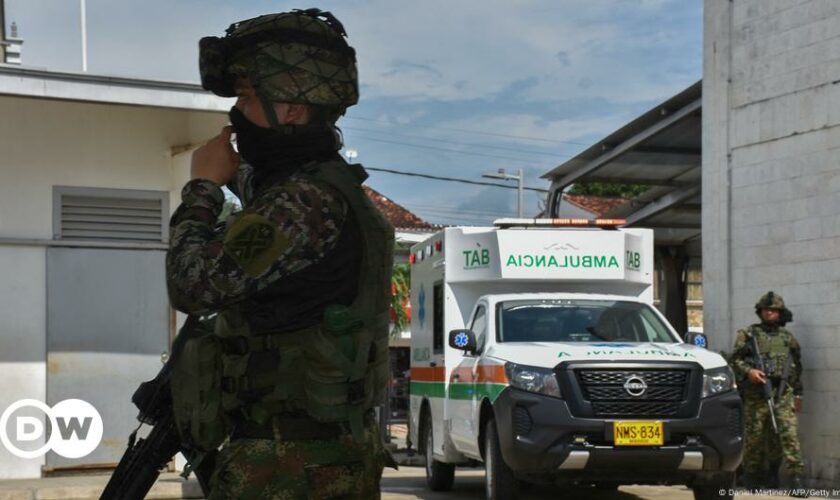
[731, 324, 803, 396]
[166, 168, 348, 316]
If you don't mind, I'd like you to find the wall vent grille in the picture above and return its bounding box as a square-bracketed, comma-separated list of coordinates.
[54, 187, 168, 242]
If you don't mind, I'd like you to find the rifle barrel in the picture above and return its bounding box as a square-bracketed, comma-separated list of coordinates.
[767, 399, 779, 434]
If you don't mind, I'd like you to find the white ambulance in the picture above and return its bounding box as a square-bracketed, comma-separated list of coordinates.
[407, 220, 743, 500]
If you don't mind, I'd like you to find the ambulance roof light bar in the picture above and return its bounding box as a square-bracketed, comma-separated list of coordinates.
[493, 218, 627, 229]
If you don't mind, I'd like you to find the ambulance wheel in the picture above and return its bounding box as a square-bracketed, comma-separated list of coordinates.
[692, 472, 734, 500]
[422, 411, 454, 491]
[485, 418, 519, 500]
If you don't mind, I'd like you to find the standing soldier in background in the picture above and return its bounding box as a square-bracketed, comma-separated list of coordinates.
[731, 292, 807, 495]
[165, 9, 395, 499]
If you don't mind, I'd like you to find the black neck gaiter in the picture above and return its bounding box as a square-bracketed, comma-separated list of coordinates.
[228, 107, 341, 192]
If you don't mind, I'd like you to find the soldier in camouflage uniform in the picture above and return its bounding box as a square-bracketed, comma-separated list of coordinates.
[166, 9, 396, 499]
[731, 292, 806, 494]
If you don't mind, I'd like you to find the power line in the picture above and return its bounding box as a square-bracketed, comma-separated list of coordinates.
[403, 203, 514, 216]
[342, 125, 571, 158]
[350, 134, 542, 163]
[404, 206, 514, 218]
[402, 201, 535, 217]
[364, 166, 550, 193]
[345, 115, 590, 147]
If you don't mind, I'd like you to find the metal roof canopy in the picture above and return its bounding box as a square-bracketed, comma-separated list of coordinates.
[543, 81, 701, 249]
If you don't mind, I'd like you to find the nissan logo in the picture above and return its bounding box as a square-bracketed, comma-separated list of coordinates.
[623, 375, 647, 397]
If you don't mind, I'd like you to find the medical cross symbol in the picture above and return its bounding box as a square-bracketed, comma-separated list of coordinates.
[454, 332, 469, 348]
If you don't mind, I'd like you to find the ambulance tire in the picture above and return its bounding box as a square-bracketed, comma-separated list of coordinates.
[422, 410, 455, 491]
[692, 473, 734, 500]
[485, 418, 519, 500]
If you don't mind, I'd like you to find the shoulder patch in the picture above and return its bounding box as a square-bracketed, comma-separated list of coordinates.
[223, 211, 289, 277]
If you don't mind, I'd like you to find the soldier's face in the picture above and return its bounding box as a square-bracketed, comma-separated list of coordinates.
[761, 308, 781, 323]
[233, 78, 310, 128]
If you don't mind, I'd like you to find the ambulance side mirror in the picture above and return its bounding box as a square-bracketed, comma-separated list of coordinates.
[684, 332, 709, 349]
[449, 329, 477, 354]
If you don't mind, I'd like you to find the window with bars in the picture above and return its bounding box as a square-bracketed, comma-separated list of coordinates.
[53, 186, 169, 243]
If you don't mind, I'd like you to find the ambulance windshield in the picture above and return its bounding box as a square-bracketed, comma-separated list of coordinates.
[496, 300, 676, 343]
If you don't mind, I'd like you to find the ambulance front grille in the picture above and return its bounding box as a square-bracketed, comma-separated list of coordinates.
[591, 401, 682, 417]
[575, 368, 690, 418]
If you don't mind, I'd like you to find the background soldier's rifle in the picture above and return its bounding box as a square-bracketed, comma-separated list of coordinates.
[99, 316, 216, 500]
[750, 335, 779, 434]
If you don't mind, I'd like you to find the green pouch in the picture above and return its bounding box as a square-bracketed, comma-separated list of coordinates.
[170, 320, 230, 451]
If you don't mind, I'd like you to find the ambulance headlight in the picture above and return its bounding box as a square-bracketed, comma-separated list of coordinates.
[702, 366, 736, 398]
[505, 363, 562, 398]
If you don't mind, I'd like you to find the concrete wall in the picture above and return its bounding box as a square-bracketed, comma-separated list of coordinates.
[704, 0, 840, 487]
[0, 95, 225, 478]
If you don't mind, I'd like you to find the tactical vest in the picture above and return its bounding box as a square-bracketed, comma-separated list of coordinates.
[171, 161, 394, 448]
[747, 324, 793, 380]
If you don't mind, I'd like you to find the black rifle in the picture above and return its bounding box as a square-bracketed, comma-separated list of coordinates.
[100, 316, 217, 500]
[750, 335, 779, 434]
[777, 354, 793, 403]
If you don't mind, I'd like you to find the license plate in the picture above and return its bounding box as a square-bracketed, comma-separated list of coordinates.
[613, 421, 663, 446]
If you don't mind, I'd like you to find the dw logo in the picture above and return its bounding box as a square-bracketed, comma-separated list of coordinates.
[0, 399, 103, 459]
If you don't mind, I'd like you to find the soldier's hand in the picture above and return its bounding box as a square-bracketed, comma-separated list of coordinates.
[191, 126, 240, 185]
[747, 368, 767, 384]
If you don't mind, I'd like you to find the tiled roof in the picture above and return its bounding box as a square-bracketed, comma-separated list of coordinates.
[363, 186, 435, 230]
[562, 194, 629, 217]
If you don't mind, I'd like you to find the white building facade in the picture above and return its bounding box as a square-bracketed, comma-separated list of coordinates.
[704, 0, 840, 487]
[0, 66, 230, 478]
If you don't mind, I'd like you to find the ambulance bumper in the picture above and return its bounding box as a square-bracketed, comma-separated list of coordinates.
[493, 387, 744, 485]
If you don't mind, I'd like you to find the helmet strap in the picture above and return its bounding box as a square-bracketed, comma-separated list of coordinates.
[256, 91, 287, 132]
[255, 90, 330, 135]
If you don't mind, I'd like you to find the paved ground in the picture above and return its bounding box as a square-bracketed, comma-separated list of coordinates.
[0, 424, 831, 499]
[380, 466, 820, 499]
[0, 466, 822, 499]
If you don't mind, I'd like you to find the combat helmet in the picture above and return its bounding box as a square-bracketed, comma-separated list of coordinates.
[754, 290, 793, 325]
[199, 9, 358, 126]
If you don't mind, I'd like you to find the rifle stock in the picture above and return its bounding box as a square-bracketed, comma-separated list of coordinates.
[100, 316, 215, 499]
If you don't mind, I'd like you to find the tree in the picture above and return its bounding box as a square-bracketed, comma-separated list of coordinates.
[390, 263, 411, 337]
[568, 182, 648, 198]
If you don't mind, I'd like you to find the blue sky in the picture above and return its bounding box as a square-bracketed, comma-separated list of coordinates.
[5, 0, 702, 225]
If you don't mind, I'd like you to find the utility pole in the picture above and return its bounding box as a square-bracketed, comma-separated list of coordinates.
[0, 0, 6, 64]
[80, 0, 87, 71]
[482, 168, 524, 218]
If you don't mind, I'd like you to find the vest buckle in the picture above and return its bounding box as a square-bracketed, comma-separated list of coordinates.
[221, 376, 237, 393]
[348, 378, 365, 406]
[220, 375, 255, 398]
[222, 336, 250, 355]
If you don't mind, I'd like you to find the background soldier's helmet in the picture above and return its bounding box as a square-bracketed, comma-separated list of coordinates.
[199, 9, 358, 112]
[754, 291, 793, 325]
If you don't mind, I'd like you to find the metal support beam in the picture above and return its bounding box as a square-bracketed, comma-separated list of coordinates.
[641, 222, 701, 230]
[633, 146, 702, 156]
[552, 98, 701, 191]
[624, 185, 701, 226]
